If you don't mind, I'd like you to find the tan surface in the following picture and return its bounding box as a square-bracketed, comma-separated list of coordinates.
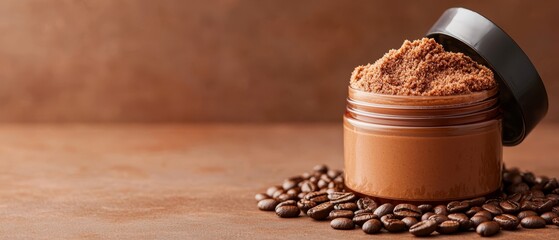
[0, 0, 558, 122]
[0, 123, 558, 239]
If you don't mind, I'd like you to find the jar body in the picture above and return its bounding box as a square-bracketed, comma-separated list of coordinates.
[343, 88, 502, 202]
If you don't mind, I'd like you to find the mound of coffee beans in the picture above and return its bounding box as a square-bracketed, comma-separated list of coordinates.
[255, 165, 559, 237]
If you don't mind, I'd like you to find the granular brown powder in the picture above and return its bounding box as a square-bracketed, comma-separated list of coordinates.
[350, 38, 497, 96]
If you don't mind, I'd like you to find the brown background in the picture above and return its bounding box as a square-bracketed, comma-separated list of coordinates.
[0, 0, 556, 123]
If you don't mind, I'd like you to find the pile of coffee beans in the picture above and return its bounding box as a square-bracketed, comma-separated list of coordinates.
[255, 164, 559, 237]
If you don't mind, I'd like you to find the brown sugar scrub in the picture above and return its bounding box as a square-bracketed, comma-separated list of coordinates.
[350, 38, 497, 96]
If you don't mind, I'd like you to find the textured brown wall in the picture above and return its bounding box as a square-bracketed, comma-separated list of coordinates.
[0, 0, 557, 122]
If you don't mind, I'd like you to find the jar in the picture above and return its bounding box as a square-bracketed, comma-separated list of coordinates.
[344, 87, 502, 202]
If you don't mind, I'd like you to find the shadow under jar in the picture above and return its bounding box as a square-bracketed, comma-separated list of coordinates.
[343, 87, 502, 202]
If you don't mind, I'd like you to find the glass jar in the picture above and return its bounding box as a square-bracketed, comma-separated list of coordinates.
[343, 87, 502, 202]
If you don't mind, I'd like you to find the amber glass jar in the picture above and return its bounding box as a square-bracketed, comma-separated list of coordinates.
[343, 87, 502, 202]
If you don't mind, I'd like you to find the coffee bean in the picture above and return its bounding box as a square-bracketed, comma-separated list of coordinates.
[484, 198, 501, 206]
[380, 213, 396, 223]
[362, 219, 382, 234]
[540, 212, 558, 224]
[536, 199, 557, 213]
[552, 217, 559, 226]
[255, 193, 269, 202]
[282, 179, 298, 190]
[313, 164, 328, 174]
[277, 193, 297, 202]
[418, 204, 433, 213]
[507, 182, 530, 194]
[409, 220, 437, 237]
[517, 210, 537, 220]
[357, 198, 377, 211]
[297, 199, 317, 213]
[544, 178, 558, 192]
[499, 200, 520, 214]
[447, 201, 469, 213]
[266, 186, 282, 197]
[328, 192, 356, 204]
[301, 181, 319, 193]
[327, 181, 343, 191]
[421, 212, 435, 221]
[334, 202, 358, 211]
[474, 210, 493, 219]
[401, 216, 418, 228]
[297, 192, 307, 200]
[428, 214, 449, 224]
[352, 212, 378, 226]
[286, 188, 300, 196]
[553, 206, 559, 214]
[433, 205, 448, 215]
[276, 205, 300, 218]
[327, 169, 342, 179]
[531, 190, 546, 198]
[394, 203, 421, 218]
[354, 209, 372, 215]
[546, 194, 559, 200]
[466, 206, 483, 217]
[373, 203, 394, 217]
[507, 193, 522, 202]
[448, 213, 471, 230]
[272, 189, 285, 199]
[275, 200, 297, 210]
[520, 215, 546, 228]
[257, 199, 279, 211]
[383, 218, 406, 232]
[317, 179, 329, 189]
[493, 214, 519, 230]
[482, 204, 503, 215]
[476, 221, 500, 237]
[436, 220, 460, 234]
[468, 197, 487, 207]
[520, 200, 538, 212]
[327, 210, 354, 220]
[307, 202, 334, 220]
[304, 191, 329, 203]
[330, 217, 354, 230]
[471, 215, 490, 227]
[522, 172, 537, 185]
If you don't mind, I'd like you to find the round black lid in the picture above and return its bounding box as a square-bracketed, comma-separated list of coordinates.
[426, 7, 548, 146]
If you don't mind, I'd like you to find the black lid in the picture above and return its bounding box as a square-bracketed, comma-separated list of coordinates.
[426, 7, 548, 146]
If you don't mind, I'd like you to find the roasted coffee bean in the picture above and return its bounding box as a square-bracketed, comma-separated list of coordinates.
[504, 170, 522, 184]
[329, 192, 356, 204]
[282, 179, 298, 190]
[334, 202, 358, 211]
[552, 217, 559, 226]
[493, 214, 519, 230]
[357, 198, 377, 211]
[546, 194, 559, 200]
[428, 214, 449, 224]
[531, 190, 546, 198]
[499, 200, 520, 214]
[383, 218, 406, 232]
[436, 220, 460, 234]
[482, 204, 503, 215]
[470, 215, 490, 227]
[255, 193, 269, 202]
[301, 181, 319, 193]
[327, 181, 343, 191]
[484, 198, 501, 206]
[307, 202, 334, 220]
[297, 192, 307, 200]
[522, 172, 537, 185]
[433, 205, 448, 215]
[354, 209, 372, 215]
[362, 219, 382, 234]
[540, 212, 558, 224]
[313, 164, 328, 173]
[327, 169, 342, 179]
[466, 206, 483, 217]
[373, 203, 394, 217]
[517, 210, 537, 220]
[286, 188, 300, 196]
[272, 189, 286, 199]
[304, 191, 329, 203]
[476, 221, 500, 237]
[276, 205, 300, 218]
[317, 179, 329, 189]
[507, 193, 522, 202]
[507, 182, 530, 194]
[544, 178, 558, 192]
[330, 217, 354, 230]
[520, 215, 546, 228]
[275, 200, 297, 210]
[418, 204, 433, 213]
[277, 193, 297, 202]
[401, 216, 418, 228]
[520, 200, 538, 211]
[448, 213, 471, 231]
[421, 212, 435, 221]
[257, 199, 279, 211]
[352, 212, 378, 226]
[266, 186, 282, 197]
[447, 201, 469, 213]
[468, 197, 487, 207]
[536, 199, 557, 213]
[409, 220, 437, 237]
[393, 203, 421, 218]
[327, 210, 354, 220]
[380, 213, 396, 223]
[474, 210, 493, 219]
[553, 206, 559, 214]
[297, 199, 317, 213]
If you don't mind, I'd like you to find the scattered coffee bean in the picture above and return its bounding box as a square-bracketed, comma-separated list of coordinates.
[313, 164, 328, 174]
[328, 210, 354, 220]
[517, 210, 538, 220]
[334, 202, 358, 211]
[421, 212, 435, 221]
[304, 191, 329, 203]
[469, 197, 486, 207]
[383, 218, 406, 232]
[418, 204, 433, 213]
[476, 221, 500, 237]
[499, 200, 520, 214]
[428, 214, 449, 224]
[436, 220, 460, 234]
[271, 189, 285, 199]
[362, 219, 382, 234]
[255, 193, 269, 202]
[466, 206, 483, 217]
[394, 203, 421, 218]
[297, 199, 317, 213]
[275, 200, 297, 210]
[330, 217, 354, 230]
[552, 217, 559, 226]
[433, 205, 448, 215]
[276, 205, 300, 218]
[301, 181, 319, 193]
[373, 203, 394, 217]
[448, 213, 471, 231]
[507, 182, 530, 194]
[329, 192, 356, 204]
[507, 193, 522, 202]
[357, 197, 377, 211]
[447, 201, 469, 213]
[540, 212, 558, 224]
[520, 215, 546, 228]
[493, 214, 519, 230]
[352, 212, 378, 226]
[282, 179, 298, 190]
[307, 202, 334, 220]
[482, 204, 503, 216]
[266, 186, 281, 197]
[409, 220, 437, 237]
[354, 209, 372, 215]
[474, 210, 493, 219]
[471, 215, 490, 228]
[401, 216, 418, 228]
[257, 199, 279, 211]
